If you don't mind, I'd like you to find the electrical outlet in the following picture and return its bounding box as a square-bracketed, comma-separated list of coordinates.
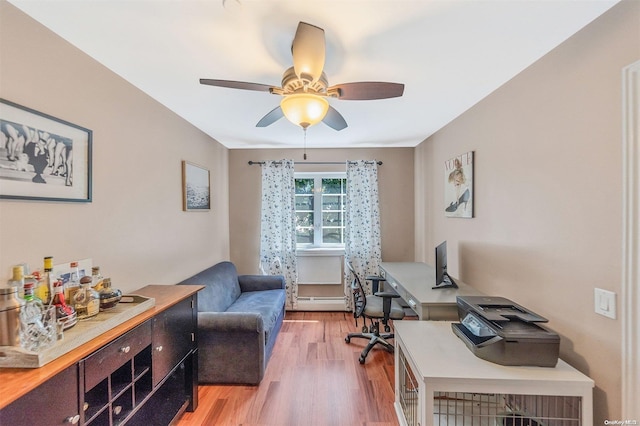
[594, 288, 616, 319]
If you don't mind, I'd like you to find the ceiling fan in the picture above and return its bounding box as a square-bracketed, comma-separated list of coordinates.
[200, 22, 405, 131]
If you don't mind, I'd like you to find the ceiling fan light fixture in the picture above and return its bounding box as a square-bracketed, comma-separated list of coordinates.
[280, 93, 329, 129]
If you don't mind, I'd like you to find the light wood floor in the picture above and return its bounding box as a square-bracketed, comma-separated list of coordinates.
[177, 311, 400, 426]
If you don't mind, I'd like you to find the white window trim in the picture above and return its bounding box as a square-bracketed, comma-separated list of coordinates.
[295, 172, 347, 250]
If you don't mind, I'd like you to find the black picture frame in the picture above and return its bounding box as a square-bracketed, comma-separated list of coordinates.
[0, 98, 92, 202]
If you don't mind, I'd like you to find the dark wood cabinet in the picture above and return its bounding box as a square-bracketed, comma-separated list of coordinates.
[0, 285, 201, 426]
[0, 363, 80, 426]
[151, 296, 195, 387]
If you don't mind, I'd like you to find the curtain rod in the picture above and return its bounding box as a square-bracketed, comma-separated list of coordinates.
[247, 160, 383, 166]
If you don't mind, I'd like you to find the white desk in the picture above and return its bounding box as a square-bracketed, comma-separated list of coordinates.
[380, 262, 483, 320]
[393, 321, 594, 426]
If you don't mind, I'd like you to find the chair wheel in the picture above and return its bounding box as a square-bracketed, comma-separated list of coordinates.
[385, 325, 391, 333]
[359, 356, 366, 364]
[362, 325, 368, 333]
[345, 336, 351, 343]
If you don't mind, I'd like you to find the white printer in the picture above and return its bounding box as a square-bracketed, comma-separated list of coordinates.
[452, 296, 560, 367]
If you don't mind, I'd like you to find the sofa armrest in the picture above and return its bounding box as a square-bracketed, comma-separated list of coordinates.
[198, 311, 264, 333]
[238, 274, 286, 292]
[197, 311, 267, 385]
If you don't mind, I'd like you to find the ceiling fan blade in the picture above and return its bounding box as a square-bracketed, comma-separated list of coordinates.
[329, 82, 405, 100]
[322, 106, 348, 131]
[256, 106, 284, 127]
[200, 79, 275, 93]
[292, 22, 325, 83]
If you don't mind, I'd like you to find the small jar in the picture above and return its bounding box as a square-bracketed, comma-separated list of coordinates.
[98, 278, 122, 311]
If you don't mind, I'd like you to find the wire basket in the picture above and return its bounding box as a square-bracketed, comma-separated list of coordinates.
[432, 392, 582, 426]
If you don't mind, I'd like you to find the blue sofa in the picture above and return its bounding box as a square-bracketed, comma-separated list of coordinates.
[178, 261, 286, 385]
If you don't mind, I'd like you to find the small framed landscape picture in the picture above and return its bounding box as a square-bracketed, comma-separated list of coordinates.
[444, 151, 474, 218]
[0, 98, 92, 202]
[182, 160, 210, 211]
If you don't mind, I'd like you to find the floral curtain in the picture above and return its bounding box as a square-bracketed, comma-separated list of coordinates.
[344, 160, 382, 308]
[260, 160, 298, 310]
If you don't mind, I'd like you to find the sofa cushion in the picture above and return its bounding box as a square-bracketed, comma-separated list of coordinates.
[179, 261, 241, 312]
[226, 289, 286, 342]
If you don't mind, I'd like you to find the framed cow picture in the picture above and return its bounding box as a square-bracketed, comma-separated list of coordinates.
[0, 99, 92, 202]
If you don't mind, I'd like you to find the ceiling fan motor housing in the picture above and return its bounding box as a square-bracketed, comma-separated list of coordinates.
[280, 66, 329, 95]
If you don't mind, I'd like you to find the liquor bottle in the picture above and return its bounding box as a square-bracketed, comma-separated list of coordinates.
[34, 256, 53, 304]
[33, 270, 49, 304]
[98, 278, 122, 311]
[64, 261, 81, 302]
[21, 281, 41, 306]
[19, 281, 46, 351]
[51, 278, 77, 330]
[23, 275, 40, 301]
[7, 265, 25, 298]
[73, 276, 100, 320]
[91, 266, 104, 290]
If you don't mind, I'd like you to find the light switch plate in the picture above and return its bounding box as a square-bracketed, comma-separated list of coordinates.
[594, 288, 616, 319]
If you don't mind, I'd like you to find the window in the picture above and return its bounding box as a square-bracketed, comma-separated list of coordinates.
[295, 173, 347, 248]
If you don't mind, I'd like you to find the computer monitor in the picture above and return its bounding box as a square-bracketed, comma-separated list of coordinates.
[433, 241, 458, 289]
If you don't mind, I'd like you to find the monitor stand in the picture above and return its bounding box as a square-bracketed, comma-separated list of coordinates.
[432, 273, 458, 289]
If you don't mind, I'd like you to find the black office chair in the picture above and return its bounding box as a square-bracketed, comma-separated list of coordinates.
[344, 261, 405, 364]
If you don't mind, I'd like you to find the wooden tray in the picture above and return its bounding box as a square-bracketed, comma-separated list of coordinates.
[0, 294, 155, 368]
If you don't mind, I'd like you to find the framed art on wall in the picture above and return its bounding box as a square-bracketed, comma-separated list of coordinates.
[182, 160, 210, 211]
[0, 98, 92, 202]
[444, 151, 473, 218]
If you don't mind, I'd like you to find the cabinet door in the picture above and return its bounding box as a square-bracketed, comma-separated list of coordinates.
[0, 364, 79, 426]
[152, 296, 195, 387]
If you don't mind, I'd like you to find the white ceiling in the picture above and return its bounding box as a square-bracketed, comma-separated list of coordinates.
[8, 0, 619, 149]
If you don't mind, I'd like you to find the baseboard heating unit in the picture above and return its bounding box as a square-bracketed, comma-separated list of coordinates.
[295, 296, 347, 311]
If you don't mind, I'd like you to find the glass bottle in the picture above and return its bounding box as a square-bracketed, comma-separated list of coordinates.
[73, 276, 100, 320]
[43, 257, 53, 294]
[19, 281, 46, 351]
[33, 270, 49, 304]
[51, 278, 77, 330]
[91, 266, 104, 290]
[21, 281, 42, 308]
[65, 261, 81, 302]
[23, 275, 39, 302]
[98, 278, 122, 311]
[7, 265, 25, 298]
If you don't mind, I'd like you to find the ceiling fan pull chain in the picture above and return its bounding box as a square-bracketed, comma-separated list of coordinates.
[303, 128, 308, 160]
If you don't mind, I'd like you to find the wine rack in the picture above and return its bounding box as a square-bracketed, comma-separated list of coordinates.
[80, 322, 153, 426]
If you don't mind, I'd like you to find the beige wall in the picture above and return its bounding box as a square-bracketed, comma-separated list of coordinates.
[229, 148, 414, 275]
[414, 1, 639, 422]
[0, 2, 230, 292]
